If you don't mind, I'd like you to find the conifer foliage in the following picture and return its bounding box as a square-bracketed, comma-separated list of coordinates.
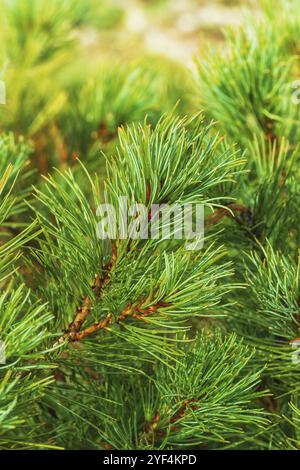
[0, 0, 299, 450]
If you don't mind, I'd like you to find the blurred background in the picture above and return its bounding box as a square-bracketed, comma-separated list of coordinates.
[77, 0, 254, 65]
[0, 0, 258, 180]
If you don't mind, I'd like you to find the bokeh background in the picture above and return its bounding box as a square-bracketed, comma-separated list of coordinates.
[78, 0, 254, 65]
[0, 0, 258, 181]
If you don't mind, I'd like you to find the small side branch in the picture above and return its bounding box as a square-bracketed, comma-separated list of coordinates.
[68, 314, 113, 341]
[68, 274, 103, 333]
[65, 297, 168, 343]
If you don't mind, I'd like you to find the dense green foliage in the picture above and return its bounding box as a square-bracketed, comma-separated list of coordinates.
[0, 0, 299, 450]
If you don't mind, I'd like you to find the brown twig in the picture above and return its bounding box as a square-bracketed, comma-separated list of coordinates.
[141, 398, 200, 445]
[117, 299, 166, 322]
[56, 244, 117, 345]
[68, 249, 116, 334]
[67, 274, 104, 334]
[67, 314, 113, 341]
[65, 295, 169, 343]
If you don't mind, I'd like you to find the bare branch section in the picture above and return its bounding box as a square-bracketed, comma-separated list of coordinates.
[66, 293, 169, 342]
[67, 314, 113, 341]
[60, 245, 117, 344]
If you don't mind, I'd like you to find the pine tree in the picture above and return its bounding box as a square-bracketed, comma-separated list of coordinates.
[0, 0, 299, 451]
